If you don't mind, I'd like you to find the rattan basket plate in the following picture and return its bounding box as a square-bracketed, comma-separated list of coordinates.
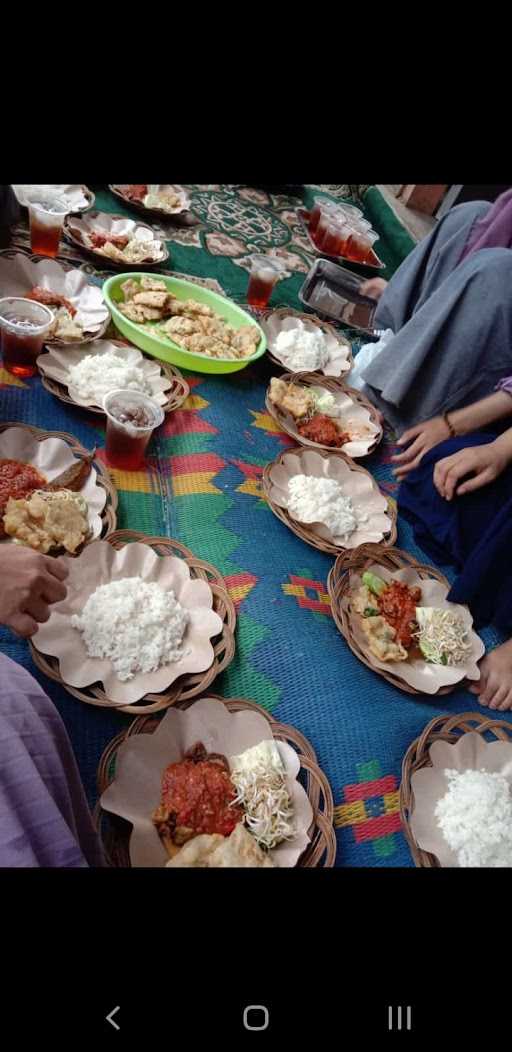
[263, 447, 397, 555]
[265, 371, 383, 457]
[38, 341, 189, 416]
[0, 421, 117, 545]
[95, 694, 336, 868]
[262, 308, 353, 376]
[29, 530, 236, 715]
[327, 544, 481, 695]
[63, 212, 170, 270]
[400, 712, 512, 867]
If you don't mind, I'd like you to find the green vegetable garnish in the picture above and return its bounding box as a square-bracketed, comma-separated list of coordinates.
[362, 571, 388, 597]
[440, 653, 448, 665]
[364, 607, 380, 617]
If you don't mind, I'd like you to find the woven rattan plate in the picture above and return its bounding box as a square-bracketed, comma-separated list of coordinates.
[29, 530, 236, 715]
[63, 211, 170, 269]
[263, 448, 397, 556]
[263, 307, 353, 373]
[0, 420, 117, 543]
[265, 370, 383, 456]
[95, 693, 336, 868]
[327, 544, 470, 695]
[400, 711, 512, 867]
[38, 345, 190, 416]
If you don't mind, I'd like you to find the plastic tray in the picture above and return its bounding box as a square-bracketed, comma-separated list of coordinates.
[299, 258, 380, 335]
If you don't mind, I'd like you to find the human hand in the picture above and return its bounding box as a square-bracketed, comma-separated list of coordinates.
[391, 416, 451, 479]
[0, 546, 68, 637]
[433, 442, 508, 501]
[469, 641, 512, 710]
[359, 277, 388, 301]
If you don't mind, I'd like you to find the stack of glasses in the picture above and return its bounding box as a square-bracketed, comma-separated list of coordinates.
[308, 198, 379, 266]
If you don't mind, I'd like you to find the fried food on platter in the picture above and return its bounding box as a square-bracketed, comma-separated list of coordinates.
[165, 823, 274, 868]
[360, 614, 409, 662]
[269, 377, 315, 419]
[132, 291, 169, 310]
[117, 279, 261, 360]
[4, 489, 89, 554]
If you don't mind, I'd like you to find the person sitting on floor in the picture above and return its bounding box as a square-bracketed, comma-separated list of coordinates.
[347, 191, 512, 712]
[355, 189, 512, 437]
[0, 545, 105, 866]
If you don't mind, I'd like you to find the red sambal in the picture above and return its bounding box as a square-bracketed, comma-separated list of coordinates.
[0, 459, 46, 536]
[123, 185, 148, 202]
[155, 743, 242, 840]
[377, 581, 421, 648]
[298, 413, 350, 448]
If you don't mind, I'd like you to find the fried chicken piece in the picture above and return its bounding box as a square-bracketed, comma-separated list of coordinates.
[231, 325, 260, 357]
[179, 334, 234, 358]
[168, 299, 215, 318]
[140, 277, 169, 293]
[360, 616, 408, 663]
[120, 279, 141, 300]
[160, 316, 200, 337]
[26, 287, 77, 317]
[132, 291, 169, 309]
[269, 377, 315, 419]
[97, 241, 126, 262]
[118, 302, 163, 323]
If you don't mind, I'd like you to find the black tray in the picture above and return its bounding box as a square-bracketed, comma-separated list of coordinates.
[299, 258, 381, 336]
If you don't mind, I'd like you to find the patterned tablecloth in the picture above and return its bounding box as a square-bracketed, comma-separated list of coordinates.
[1, 184, 509, 867]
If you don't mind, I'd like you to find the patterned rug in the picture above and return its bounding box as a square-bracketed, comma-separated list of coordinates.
[1, 184, 509, 868]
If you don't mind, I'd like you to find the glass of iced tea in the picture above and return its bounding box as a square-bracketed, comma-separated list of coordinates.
[27, 191, 69, 258]
[0, 297, 54, 377]
[308, 196, 332, 237]
[246, 255, 287, 310]
[103, 389, 165, 470]
[337, 203, 364, 222]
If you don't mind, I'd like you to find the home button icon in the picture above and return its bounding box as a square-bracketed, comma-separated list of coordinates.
[243, 1005, 270, 1031]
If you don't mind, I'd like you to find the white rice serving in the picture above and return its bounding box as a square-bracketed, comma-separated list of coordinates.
[435, 767, 512, 867]
[287, 474, 364, 540]
[70, 577, 189, 681]
[68, 348, 152, 402]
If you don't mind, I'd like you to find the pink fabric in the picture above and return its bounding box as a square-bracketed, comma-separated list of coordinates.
[459, 189, 512, 262]
[496, 377, 512, 395]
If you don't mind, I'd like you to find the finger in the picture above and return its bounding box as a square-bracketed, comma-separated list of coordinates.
[433, 459, 453, 497]
[456, 469, 493, 496]
[443, 462, 470, 501]
[24, 597, 51, 624]
[468, 682, 481, 694]
[43, 555, 69, 581]
[39, 573, 68, 604]
[393, 453, 426, 479]
[391, 436, 424, 463]
[9, 613, 39, 638]
[480, 675, 500, 707]
[396, 425, 422, 447]
[489, 685, 509, 711]
[497, 689, 512, 712]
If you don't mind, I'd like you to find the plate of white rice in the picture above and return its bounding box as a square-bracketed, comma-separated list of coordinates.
[409, 730, 512, 867]
[37, 339, 174, 413]
[31, 539, 224, 705]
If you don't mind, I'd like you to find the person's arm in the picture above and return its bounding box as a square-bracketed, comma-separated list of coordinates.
[392, 390, 512, 478]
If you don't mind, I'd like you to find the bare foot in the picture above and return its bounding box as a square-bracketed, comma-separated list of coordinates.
[469, 639, 512, 711]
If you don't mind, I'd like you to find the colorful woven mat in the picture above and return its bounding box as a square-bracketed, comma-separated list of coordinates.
[2, 185, 509, 868]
